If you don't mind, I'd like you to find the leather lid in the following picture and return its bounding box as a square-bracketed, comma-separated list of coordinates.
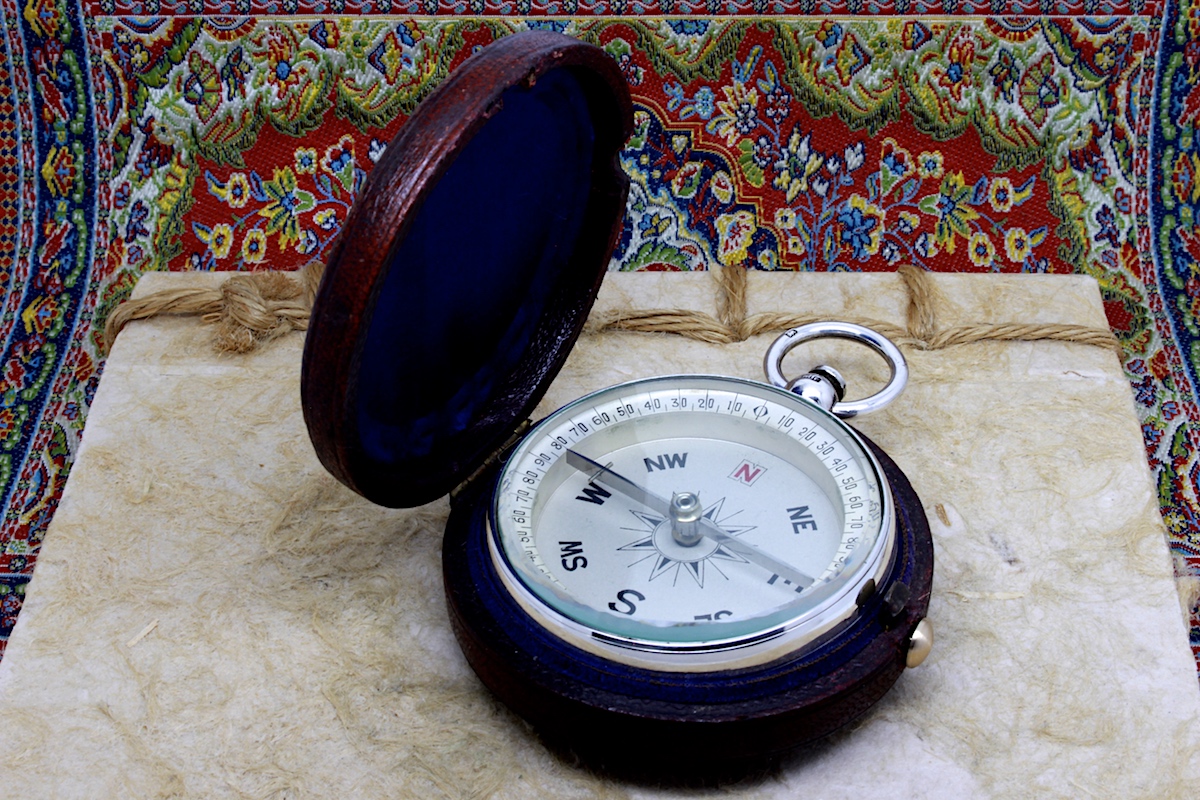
[301, 32, 633, 508]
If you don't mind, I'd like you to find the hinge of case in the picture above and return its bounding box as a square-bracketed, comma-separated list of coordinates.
[449, 418, 534, 504]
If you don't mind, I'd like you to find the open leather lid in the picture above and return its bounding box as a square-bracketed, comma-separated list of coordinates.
[301, 32, 633, 508]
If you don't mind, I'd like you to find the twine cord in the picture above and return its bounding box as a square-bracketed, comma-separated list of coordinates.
[104, 262, 325, 354]
[594, 265, 1121, 354]
[103, 262, 1121, 355]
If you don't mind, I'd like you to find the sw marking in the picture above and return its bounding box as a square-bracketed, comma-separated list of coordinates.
[558, 541, 588, 571]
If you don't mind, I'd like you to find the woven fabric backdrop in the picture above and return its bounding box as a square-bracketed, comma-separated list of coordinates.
[2, 1, 1199, 682]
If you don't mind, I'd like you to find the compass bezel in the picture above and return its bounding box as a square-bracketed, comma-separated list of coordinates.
[487, 374, 897, 671]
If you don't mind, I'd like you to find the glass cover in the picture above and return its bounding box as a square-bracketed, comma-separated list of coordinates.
[492, 375, 890, 651]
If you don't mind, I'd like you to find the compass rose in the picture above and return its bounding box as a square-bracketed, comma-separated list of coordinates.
[617, 497, 756, 587]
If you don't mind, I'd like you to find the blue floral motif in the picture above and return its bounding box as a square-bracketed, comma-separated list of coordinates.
[668, 20, 710, 36]
[882, 151, 909, 179]
[395, 22, 418, 45]
[819, 23, 843, 48]
[1133, 376, 1156, 407]
[838, 204, 877, 259]
[1096, 204, 1120, 247]
[524, 20, 569, 33]
[665, 83, 716, 120]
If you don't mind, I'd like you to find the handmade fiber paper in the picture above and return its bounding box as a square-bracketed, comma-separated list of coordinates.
[0, 272, 1196, 798]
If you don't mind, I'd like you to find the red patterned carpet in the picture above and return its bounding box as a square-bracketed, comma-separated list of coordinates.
[2, 4, 1200, 681]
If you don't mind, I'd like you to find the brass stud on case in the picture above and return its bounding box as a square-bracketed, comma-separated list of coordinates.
[906, 619, 933, 668]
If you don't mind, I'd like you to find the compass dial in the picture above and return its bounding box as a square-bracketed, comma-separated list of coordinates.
[491, 374, 895, 671]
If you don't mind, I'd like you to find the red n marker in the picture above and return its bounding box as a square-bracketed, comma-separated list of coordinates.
[730, 460, 766, 486]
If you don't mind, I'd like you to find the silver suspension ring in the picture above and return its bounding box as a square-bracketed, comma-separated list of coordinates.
[763, 321, 908, 419]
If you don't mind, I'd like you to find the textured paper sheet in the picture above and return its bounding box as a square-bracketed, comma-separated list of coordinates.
[0, 272, 1197, 798]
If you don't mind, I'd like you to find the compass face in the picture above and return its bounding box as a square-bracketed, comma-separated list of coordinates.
[491, 375, 895, 670]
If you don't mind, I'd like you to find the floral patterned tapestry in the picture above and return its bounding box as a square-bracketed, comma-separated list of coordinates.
[2, 0, 1199, 680]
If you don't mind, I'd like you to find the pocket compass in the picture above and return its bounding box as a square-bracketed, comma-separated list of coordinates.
[301, 32, 934, 776]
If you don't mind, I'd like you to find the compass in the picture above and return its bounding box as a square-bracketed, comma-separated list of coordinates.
[490, 364, 901, 666]
[301, 31, 934, 777]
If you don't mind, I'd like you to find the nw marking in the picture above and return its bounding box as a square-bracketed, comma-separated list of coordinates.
[644, 452, 688, 472]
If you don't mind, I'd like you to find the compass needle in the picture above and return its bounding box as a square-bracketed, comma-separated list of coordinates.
[565, 448, 817, 589]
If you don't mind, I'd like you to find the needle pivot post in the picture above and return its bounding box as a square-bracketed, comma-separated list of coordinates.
[669, 492, 704, 547]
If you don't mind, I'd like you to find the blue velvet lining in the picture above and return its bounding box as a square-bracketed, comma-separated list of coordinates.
[355, 69, 596, 465]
